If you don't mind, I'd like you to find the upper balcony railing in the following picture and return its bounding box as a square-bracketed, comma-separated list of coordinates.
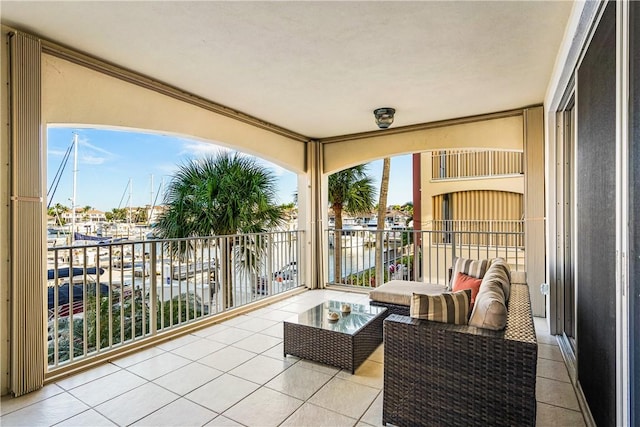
[328, 222, 524, 288]
[431, 149, 524, 181]
[46, 230, 303, 371]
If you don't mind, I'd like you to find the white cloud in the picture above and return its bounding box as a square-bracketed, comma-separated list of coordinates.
[48, 149, 67, 157]
[81, 154, 107, 165]
[76, 135, 117, 165]
[179, 139, 291, 178]
[179, 140, 230, 157]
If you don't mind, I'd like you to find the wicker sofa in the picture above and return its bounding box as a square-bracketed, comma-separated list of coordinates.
[381, 282, 538, 427]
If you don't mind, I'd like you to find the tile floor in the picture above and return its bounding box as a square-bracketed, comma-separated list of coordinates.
[1, 289, 586, 426]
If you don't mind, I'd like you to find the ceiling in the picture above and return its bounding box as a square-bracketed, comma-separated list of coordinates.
[1, 1, 574, 139]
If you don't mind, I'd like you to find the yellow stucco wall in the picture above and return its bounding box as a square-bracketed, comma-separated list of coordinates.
[42, 54, 307, 174]
[323, 114, 524, 174]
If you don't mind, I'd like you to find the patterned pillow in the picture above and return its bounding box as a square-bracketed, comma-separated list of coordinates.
[409, 289, 472, 325]
[449, 257, 491, 290]
[468, 279, 507, 330]
[484, 258, 511, 302]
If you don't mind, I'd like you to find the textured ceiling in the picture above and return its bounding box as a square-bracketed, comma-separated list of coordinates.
[1, 1, 574, 138]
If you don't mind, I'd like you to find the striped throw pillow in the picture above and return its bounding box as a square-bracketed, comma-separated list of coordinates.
[449, 257, 491, 290]
[409, 289, 472, 325]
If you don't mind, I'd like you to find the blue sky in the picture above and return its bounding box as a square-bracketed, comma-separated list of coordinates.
[47, 127, 414, 212]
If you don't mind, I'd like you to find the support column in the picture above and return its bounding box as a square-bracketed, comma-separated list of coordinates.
[305, 140, 325, 289]
[8, 31, 45, 396]
[524, 106, 546, 317]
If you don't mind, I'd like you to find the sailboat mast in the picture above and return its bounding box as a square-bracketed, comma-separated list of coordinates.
[149, 174, 153, 226]
[71, 133, 78, 244]
[128, 178, 132, 234]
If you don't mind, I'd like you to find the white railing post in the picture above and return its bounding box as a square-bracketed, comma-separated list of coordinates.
[150, 241, 157, 335]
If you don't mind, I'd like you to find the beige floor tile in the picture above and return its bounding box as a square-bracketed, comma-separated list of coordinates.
[153, 362, 223, 395]
[111, 346, 166, 367]
[205, 415, 244, 426]
[223, 387, 302, 427]
[0, 383, 65, 415]
[259, 310, 299, 322]
[536, 377, 580, 411]
[537, 358, 571, 383]
[533, 316, 549, 332]
[539, 343, 565, 362]
[157, 333, 202, 351]
[233, 317, 279, 333]
[262, 342, 300, 362]
[0, 392, 89, 426]
[357, 422, 376, 427]
[261, 323, 284, 338]
[229, 354, 294, 385]
[198, 346, 256, 372]
[94, 382, 178, 426]
[68, 369, 147, 406]
[170, 337, 226, 360]
[281, 302, 320, 313]
[336, 360, 383, 389]
[55, 363, 121, 391]
[295, 359, 341, 376]
[191, 323, 230, 338]
[265, 363, 333, 400]
[536, 402, 585, 426]
[367, 344, 384, 364]
[360, 391, 383, 426]
[268, 300, 296, 310]
[207, 327, 255, 345]
[55, 409, 116, 426]
[281, 402, 357, 427]
[221, 315, 252, 327]
[132, 397, 217, 426]
[244, 306, 274, 317]
[536, 332, 559, 346]
[185, 374, 259, 413]
[232, 333, 281, 354]
[309, 377, 379, 419]
[126, 352, 191, 380]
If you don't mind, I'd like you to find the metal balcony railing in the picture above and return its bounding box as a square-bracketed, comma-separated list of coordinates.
[327, 223, 524, 288]
[431, 149, 524, 180]
[46, 230, 304, 371]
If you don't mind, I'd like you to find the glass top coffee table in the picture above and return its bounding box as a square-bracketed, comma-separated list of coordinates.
[283, 300, 387, 373]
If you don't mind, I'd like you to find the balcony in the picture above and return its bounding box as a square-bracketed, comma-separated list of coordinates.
[431, 149, 524, 181]
[1, 287, 585, 426]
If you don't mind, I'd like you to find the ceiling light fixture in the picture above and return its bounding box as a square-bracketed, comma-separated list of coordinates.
[373, 107, 396, 129]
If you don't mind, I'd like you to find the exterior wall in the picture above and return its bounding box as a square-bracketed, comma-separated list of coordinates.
[420, 151, 524, 226]
[431, 190, 523, 222]
[323, 114, 524, 174]
[1, 28, 11, 396]
[42, 54, 306, 174]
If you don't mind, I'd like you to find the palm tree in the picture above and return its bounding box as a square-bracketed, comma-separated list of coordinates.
[328, 165, 376, 284]
[154, 152, 285, 308]
[375, 158, 391, 285]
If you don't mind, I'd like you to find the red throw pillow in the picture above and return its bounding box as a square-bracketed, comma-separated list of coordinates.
[452, 272, 482, 307]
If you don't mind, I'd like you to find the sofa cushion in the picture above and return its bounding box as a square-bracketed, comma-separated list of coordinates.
[484, 258, 511, 302]
[369, 280, 448, 306]
[410, 289, 472, 325]
[468, 279, 508, 330]
[452, 272, 482, 306]
[449, 257, 491, 290]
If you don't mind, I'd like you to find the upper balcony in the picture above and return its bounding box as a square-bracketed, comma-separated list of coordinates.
[430, 149, 524, 182]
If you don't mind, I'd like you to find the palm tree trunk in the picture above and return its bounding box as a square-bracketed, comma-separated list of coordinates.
[334, 204, 343, 283]
[375, 158, 391, 286]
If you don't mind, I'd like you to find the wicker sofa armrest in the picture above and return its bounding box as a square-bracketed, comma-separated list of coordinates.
[382, 283, 537, 427]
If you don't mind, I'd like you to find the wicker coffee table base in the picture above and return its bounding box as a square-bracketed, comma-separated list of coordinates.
[284, 312, 385, 373]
